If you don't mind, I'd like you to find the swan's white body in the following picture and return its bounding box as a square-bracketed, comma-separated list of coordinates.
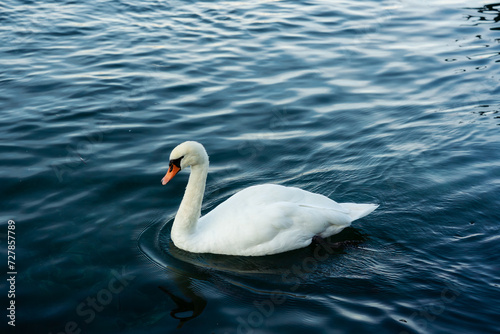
[162, 141, 378, 256]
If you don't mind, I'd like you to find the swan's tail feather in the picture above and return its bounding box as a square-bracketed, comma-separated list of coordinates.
[340, 203, 379, 221]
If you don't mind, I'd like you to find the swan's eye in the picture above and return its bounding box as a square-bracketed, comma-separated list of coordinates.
[169, 156, 184, 171]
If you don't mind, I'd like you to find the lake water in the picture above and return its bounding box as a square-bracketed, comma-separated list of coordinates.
[1, 0, 500, 333]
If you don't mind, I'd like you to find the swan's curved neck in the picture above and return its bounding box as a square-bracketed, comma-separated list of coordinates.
[171, 162, 208, 242]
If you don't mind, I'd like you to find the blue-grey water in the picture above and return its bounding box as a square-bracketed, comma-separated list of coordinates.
[1, 0, 500, 333]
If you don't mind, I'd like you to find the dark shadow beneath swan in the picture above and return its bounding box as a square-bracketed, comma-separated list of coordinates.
[161, 223, 367, 276]
[138, 218, 368, 328]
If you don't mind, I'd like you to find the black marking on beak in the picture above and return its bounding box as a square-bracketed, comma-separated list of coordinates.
[169, 156, 184, 172]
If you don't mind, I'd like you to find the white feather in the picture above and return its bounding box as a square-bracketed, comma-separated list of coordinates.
[162, 141, 378, 256]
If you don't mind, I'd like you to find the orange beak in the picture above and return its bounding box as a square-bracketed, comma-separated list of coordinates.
[161, 164, 181, 185]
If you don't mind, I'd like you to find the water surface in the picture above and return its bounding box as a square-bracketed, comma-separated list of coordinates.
[1, 0, 499, 333]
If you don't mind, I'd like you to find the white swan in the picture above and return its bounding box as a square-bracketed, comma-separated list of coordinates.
[161, 141, 378, 256]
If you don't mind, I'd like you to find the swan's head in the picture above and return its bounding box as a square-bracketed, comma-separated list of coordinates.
[161, 141, 209, 185]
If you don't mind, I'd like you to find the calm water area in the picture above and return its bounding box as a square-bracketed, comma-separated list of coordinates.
[1, 0, 500, 333]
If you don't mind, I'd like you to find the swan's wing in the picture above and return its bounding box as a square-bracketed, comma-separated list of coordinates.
[223, 184, 350, 213]
[195, 184, 355, 255]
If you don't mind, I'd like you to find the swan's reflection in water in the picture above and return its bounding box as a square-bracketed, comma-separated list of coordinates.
[158, 284, 206, 329]
[139, 219, 366, 328]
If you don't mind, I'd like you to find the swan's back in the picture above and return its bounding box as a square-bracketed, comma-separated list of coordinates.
[189, 184, 377, 256]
